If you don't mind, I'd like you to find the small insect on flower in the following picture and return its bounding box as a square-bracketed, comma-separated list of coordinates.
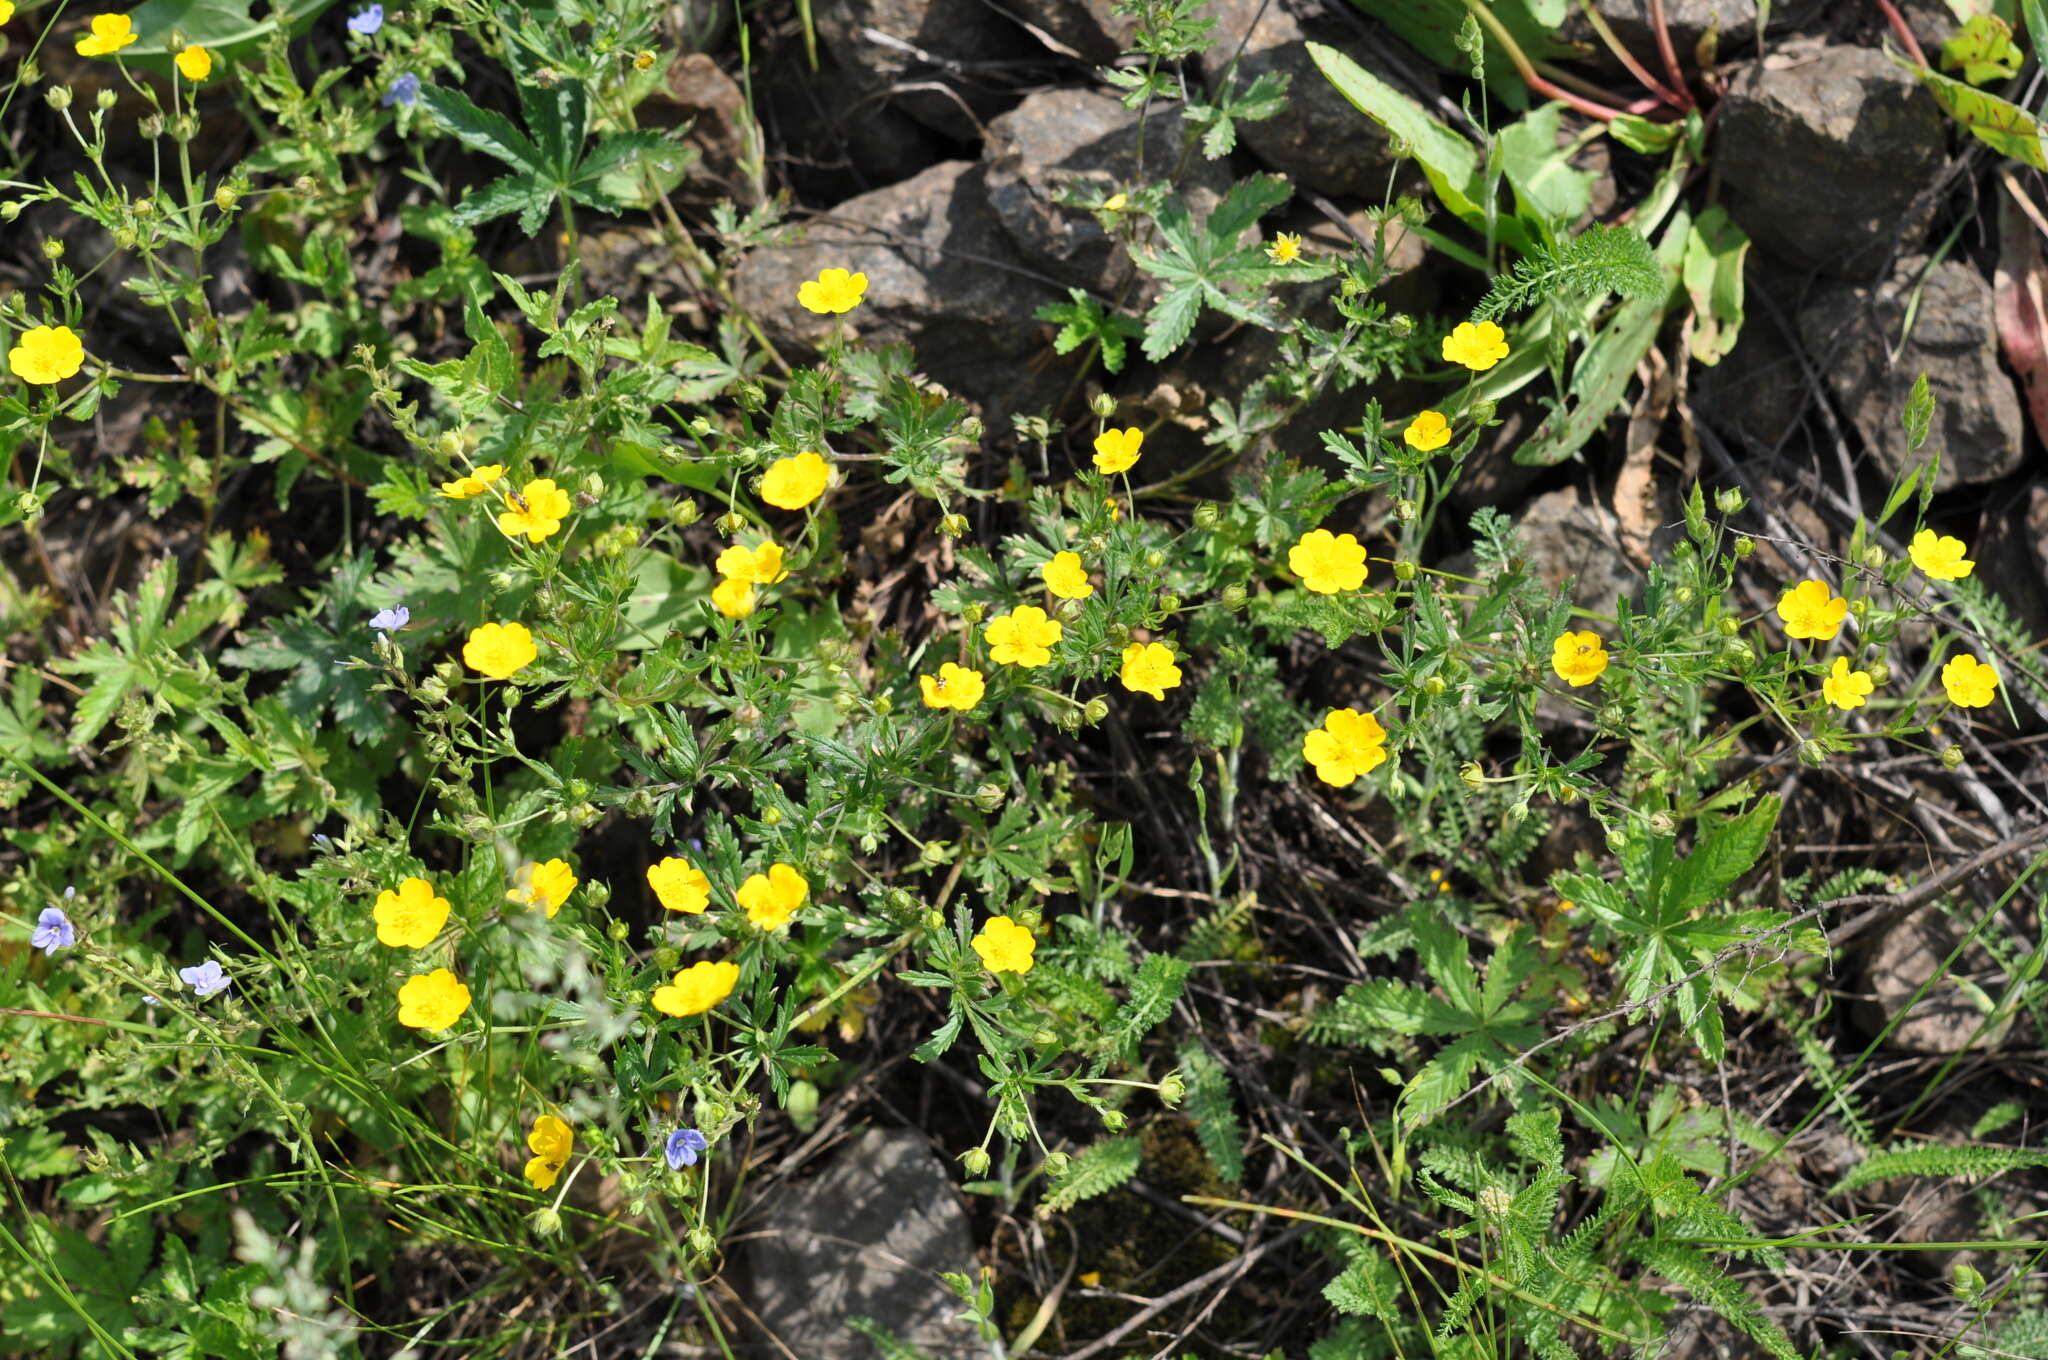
[737, 863, 808, 930]
[369, 604, 410, 633]
[1442, 320, 1510, 371]
[180, 959, 231, 999]
[919, 661, 986, 712]
[1550, 630, 1609, 688]
[373, 876, 450, 949]
[462, 621, 538, 679]
[1908, 529, 1974, 581]
[1288, 529, 1368, 594]
[396, 968, 470, 1029]
[647, 856, 712, 914]
[761, 451, 832, 510]
[507, 858, 578, 919]
[1266, 232, 1303, 265]
[175, 44, 212, 81]
[1776, 579, 1848, 642]
[1041, 551, 1094, 600]
[1403, 410, 1451, 452]
[1302, 708, 1388, 788]
[972, 915, 1037, 975]
[382, 72, 420, 108]
[32, 906, 76, 957]
[1821, 656, 1874, 711]
[984, 606, 1063, 667]
[664, 1128, 710, 1170]
[1119, 642, 1182, 700]
[347, 3, 384, 35]
[439, 463, 506, 498]
[76, 13, 139, 57]
[1941, 652, 2000, 708]
[1091, 426, 1144, 475]
[797, 267, 868, 315]
[652, 959, 742, 1016]
[497, 478, 571, 543]
[523, 1114, 574, 1191]
[8, 325, 86, 384]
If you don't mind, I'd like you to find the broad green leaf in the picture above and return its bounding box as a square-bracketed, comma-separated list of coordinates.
[1610, 114, 1685, 154]
[1681, 204, 1749, 365]
[1323, 979, 1476, 1036]
[1400, 1032, 1488, 1126]
[1909, 60, 2048, 168]
[1340, 0, 1568, 89]
[1308, 43, 1491, 234]
[1498, 103, 1595, 225]
[417, 86, 544, 175]
[122, 0, 336, 58]
[1943, 14, 2022, 84]
[1661, 794, 1781, 916]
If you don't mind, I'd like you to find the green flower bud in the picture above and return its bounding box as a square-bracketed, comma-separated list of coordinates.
[583, 878, 610, 907]
[0, 203, 19, 223]
[1798, 739, 1828, 768]
[1032, 1028, 1058, 1046]
[959, 416, 984, 442]
[1675, 585, 1694, 605]
[41, 238, 63, 261]
[1734, 536, 1755, 558]
[689, 415, 715, 437]
[1193, 502, 1221, 529]
[607, 918, 630, 942]
[1718, 616, 1740, 636]
[687, 1227, 716, 1254]
[1221, 584, 1248, 611]
[1394, 499, 1419, 522]
[529, 1208, 563, 1237]
[1157, 1072, 1185, 1106]
[1144, 549, 1166, 570]
[99, 89, 120, 112]
[653, 945, 680, 970]
[46, 86, 73, 112]
[925, 909, 946, 929]
[735, 381, 766, 412]
[1459, 761, 1485, 788]
[1042, 1151, 1070, 1177]
[1387, 312, 1416, 337]
[1862, 546, 1886, 572]
[1606, 829, 1629, 853]
[717, 511, 746, 534]
[1850, 597, 1870, 619]
[874, 693, 893, 716]
[1082, 697, 1109, 724]
[214, 184, 240, 213]
[974, 783, 1005, 813]
[581, 473, 605, 499]
[1014, 907, 1041, 930]
[962, 603, 985, 626]
[1393, 560, 1417, 581]
[15, 490, 43, 518]
[1156, 592, 1180, 614]
[760, 805, 782, 826]
[1648, 811, 1676, 836]
[1467, 398, 1498, 424]
[1942, 744, 1965, 770]
[1102, 1108, 1127, 1131]
[1715, 487, 1746, 515]
[1867, 663, 1890, 686]
[960, 1147, 991, 1176]
[939, 512, 968, 537]
[1422, 675, 1446, 697]
[418, 677, 449, 705]
[670, 498, 701, 527]
[1091, 392, 1118, 419]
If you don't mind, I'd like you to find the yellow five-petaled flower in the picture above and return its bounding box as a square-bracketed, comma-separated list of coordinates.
[8, 325, 86, 384]
[176, 44, 213, 81]
[373, 876, 450, 949]
[1403, 410, 1451, 452]
[1551, 630, 1609, 688]
[1442, 320, 1509, 371]
[439, 463, 506, 499]
[76, 13, 139, 57]
[497, 478, 571, 543]
[462, 621, 538, 679]
[1289, 528, 1368, 595]
[1908, 529, 1974, 582]
[1041, 551, 1093, 600]
[798, 267, 867, 315]
[647, 856, 711, 914]
[985, 606, 1063, 667]
[971, 915, 1036, 975]
[396, 968, 471, 1031]
[1092, 426, 1143, 475]
[523, 1114, 574, 1191]
[507, 858, 578, 918]
[1821, 656, 1874, 711]
[1119, 642, 1182, 700]
[919, 661, 986, 712]
[1777, 579, 1848, 642]
[652, 959, 741, 1016]
[1303, 708, 1388, 787]
[716, 541, 787, 585]
[762, 451, 832, 510]
[738, 863, 809, 930]
[1941, 653, 1999, 708]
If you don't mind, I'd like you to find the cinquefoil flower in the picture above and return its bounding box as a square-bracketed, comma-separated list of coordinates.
[1777, 580, 1847, 642]
[1442, 320, 1508, 371]
[971, 915, 1035, 974]
[737, 863, 807, 930]
[1942, 653, 1999, 708]
[985, 607, 1061, 667]
[523, 1114, 574, 1191]
[1303, 708, 1387, 788]
[652, 960, 741, 1016]
[1909, 529, 1974, 581]
[373, 876, 450, 948]
[647, 856, 711, 914]
[1289, 529, 1368, 594]
[761, 452, 831, 510]
[919, 662, 985, 711]
[798, 267, 867, 314]
[1551, 631, 1609, 688]
[8, 325, 85, 384]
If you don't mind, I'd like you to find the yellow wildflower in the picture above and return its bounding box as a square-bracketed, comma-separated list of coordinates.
[1403, 410, 1451, 451]
[985, 606, 1062, 667]
[715, 541, 787, 585]
[1909, 529, 1974, 581]
[652, 960, 741, 1016]
[175, 44, 212, 81]
[919, 662, 986, 712]
[1941, 653, 1999, 708]
[1266, 232, 1303, 264]
[1777, 580, 1848, 641]
[1551, 631, 1609, 688]
[1821, 656, 1874, 710]
[462, 621, 537, 679]
[523, 1114, 574, 1191]
[1092, 426, 1144, 475]
[76, 13, 139, 57]
[711, 577, 757, 619]
[439, 463, 506, 498]
[1288, 528, 1368, 594]
[647, 856, 712, 914]
[396, 968, 470, 1030]
[797, 267, 867, 314]
[971, 915, 1036, 974]
[1442, 320, 1509, 371]
[1302, 708, 1388, 787]
[737, 863, 808, 930]
[497, 478, 571, 543]
[373, 876, 450, 949]
[1119, 642, 1182, 700]
[507, 858, 578, 918]
[1041, 551, 1094, 600]
[8, 325, 85, 384]
[762, 451, 832, 510]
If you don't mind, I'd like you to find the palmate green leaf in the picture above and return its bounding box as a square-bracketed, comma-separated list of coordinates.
[1133, 175, 1293, 361]
[1660, 794, 1780, 917]
[417, 85, 544, 175]
[453, 172, 555, 233]
[1312, 979, 1474, 1041]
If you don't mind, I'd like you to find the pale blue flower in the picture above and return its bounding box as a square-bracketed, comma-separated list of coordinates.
[180, 959, 230, 998]
[664, 1128, 709, 1170]
[370, 604, 409, 633]
[32, 907, 74, 956]
[348, 4, 384, 35]
[382, 73, 419, 108]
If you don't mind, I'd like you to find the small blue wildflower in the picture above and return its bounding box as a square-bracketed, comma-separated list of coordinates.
[664, 1128, 709, 1170]
[312, 833, 333, 848]
[180, 959, 231, 998]
[370, 604, 410, 633]
[382, 72, 419, 108]
[31, 906, 75, 956]
[348, 4, 384, 35]
[142, 994, 159, 1006]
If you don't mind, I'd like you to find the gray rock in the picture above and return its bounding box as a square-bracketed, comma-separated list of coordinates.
[1692, 255, 1812, 451]
[1511, 485, 1639, 617]
[1560, 0, 1758, 73]
[813, 0, 1038, 141]
[745, 1128, 985, 1359]
[756, 51, 946, 203]
[1855, 906, 2012, 1054]
[1201, 0, 1413, 199]
[1718, 44, 1945, 279]
[982, 87, 1231, 294]
[1980, 483, 2048, 638]
[730, 160, 1068, 420]
[1796, 258, 2026, 489]
[1003, 0, 1135, 62]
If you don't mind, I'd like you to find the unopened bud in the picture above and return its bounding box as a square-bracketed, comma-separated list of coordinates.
[653, 946, 680, 970]
[1467, 398, 1497, 424]
[1648, 811, 1676, 836]
[1734, 536, 1755, 558]
[1394, 499, 1419, 521]
[960, 1147, 991, 1176]
[1091, 393, 1118, 419]
[1387, 312, 1415, 338]
[1459, 761, 1485, 788]
[1941, 744, 1965, 770]
[1082, 697, 1109, 723]
[98, 89, 119, 111]
[1799, 739, 1828, 768]
[1157, 1073, 1185, 1105]
[1422, 675, 1446, 697]
[939, 512, 968, 537]
[581, 473, 605, 498]
[608, 919, 631, 941]
[1193, 502, 1221, 529]
[1867, 663, 1889, 686]
[735, 380, 766, 412]
[1715, 487, 1746, 515]
[1606, 829, 1629, 853]
[974, 783, 1004, 813]
[1393, 560, 1417, 581]
[959, 416, 983, 442]
[214, 184, 240, 212]
[40, 238, 62, 261]
[687, 1228, 715, 1253]
[1221, 584, 1248, 611]
[670, 498, 701, 527]
[46, 86, 73, 111]
[1863, 546, 1886, 572]
[1102, 1109, 1126, 1130]
[1156, 592, 1179, 613]
[760, 805, 782, 826]
[1042, 1152, 1070, 1177]
[530, 1208, 563, 1236]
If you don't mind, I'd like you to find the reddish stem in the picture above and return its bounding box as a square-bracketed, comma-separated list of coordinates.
[1871, 0, 1931, 66]
[1647, 0, 1697, 108]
